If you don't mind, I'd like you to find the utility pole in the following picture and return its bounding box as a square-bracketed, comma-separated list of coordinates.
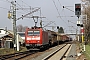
[12, 0, 17, 50]
[8, 0, 17, 50]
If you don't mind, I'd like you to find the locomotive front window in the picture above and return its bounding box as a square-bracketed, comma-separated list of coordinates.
[28, 31, 33, 36]
[28, 30, 40, 36]
[34, 31, 40, 35]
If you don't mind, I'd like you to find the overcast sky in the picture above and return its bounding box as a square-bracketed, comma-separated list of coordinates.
[0, 0, 81, 34]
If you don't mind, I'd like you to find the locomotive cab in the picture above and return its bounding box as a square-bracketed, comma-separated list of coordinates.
[25, 27, 49, 50]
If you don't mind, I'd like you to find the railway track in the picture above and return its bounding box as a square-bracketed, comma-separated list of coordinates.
[42, 44, 71, 60]
[0, 50, 38, 60]
[0, 43, 72, 60]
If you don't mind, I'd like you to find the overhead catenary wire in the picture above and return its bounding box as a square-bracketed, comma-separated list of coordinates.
[0, 0, 8, 2]
[6, 0, 11, 3]
[52, 0, 71, 33]
[52, 0, 69, 26]
[17, 0, 33, 12]
[16, 2, 31, 15]
[16, 0, 42, 21]
[21, 0, 30, 7]
[0, 1, 26, 17]
[16, 1, 31, 11]
[60, 9, 68, 26]
[17, 0, 56, 28]
[0, 6, 9, 10]
[63, 6, 74, 12]
[62, 8, 77, 33]
[41, 9, 57, 26]
[15, 0, 57, 28]
[62, 9, 76, 25]
[52, 0, 61, 19]
[56, 0, 77, 34]
[58, 0, 62, 7]
[21, 0, 33, 15]
[0, 0, 11, 10]
[5, 0, 28, 14]
[57, 0, 75, 24]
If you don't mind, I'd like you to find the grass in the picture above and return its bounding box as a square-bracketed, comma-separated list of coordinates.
[0, 47, 27, 55]
[0, 48, 16, 55]
[84, 45, 90, 60]
[75, 41, 90, 60]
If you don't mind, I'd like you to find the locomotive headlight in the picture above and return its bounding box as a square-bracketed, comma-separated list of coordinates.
[38, 41, 39, 42]
[27, 41, 29, 43]
[27, 38, 31, 40]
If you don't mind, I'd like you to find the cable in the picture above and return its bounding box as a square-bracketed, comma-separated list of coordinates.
[52, 0, 61, 18]
[41, 12, 57, 27]
[16, 1, 29, 11]
[21, 0, 30, 7]
[63, 6, 74, 12]
[5, 0, 11, 3]
[18, 0, 32, 11]
[0, 0, 6, 2]
[0, 0, 21, 14]
[57, 0, 76, 30]
[52, 0, 71, 33]
[0, 6, 9, 10]
[16, 1, 35, 20]
[16, 2, 29, 14]
[58, 0, 62, 7]
[52, 0, 69, 25]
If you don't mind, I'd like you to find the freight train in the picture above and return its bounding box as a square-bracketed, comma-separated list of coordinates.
[25, 27, 70, 50]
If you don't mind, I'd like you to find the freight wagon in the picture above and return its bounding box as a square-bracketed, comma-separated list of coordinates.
[47, 30, 57, 46]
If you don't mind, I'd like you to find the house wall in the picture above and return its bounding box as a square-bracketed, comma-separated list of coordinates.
[0, 29, 6, 34]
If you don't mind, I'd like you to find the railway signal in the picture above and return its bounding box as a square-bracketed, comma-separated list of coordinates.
[75, 4, 81, 15]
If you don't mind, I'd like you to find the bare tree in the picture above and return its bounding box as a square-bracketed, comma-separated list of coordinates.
[22, 26, 28, 32]
[82, 1, 90, 41]
[17, 25, 28, 32]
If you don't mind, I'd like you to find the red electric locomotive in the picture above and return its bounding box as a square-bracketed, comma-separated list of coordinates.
[25, 27, 49, 50]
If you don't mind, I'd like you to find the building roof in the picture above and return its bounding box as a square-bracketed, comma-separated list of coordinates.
[8, 30, 24, 43]
[0, 34, 9, 38]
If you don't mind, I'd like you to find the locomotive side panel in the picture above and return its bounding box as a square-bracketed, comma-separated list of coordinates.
[42, 31, 49, 45]
[25, 28, 29, 44]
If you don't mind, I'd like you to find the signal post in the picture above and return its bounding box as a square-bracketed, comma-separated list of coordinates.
[75, 3, 85, 52]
